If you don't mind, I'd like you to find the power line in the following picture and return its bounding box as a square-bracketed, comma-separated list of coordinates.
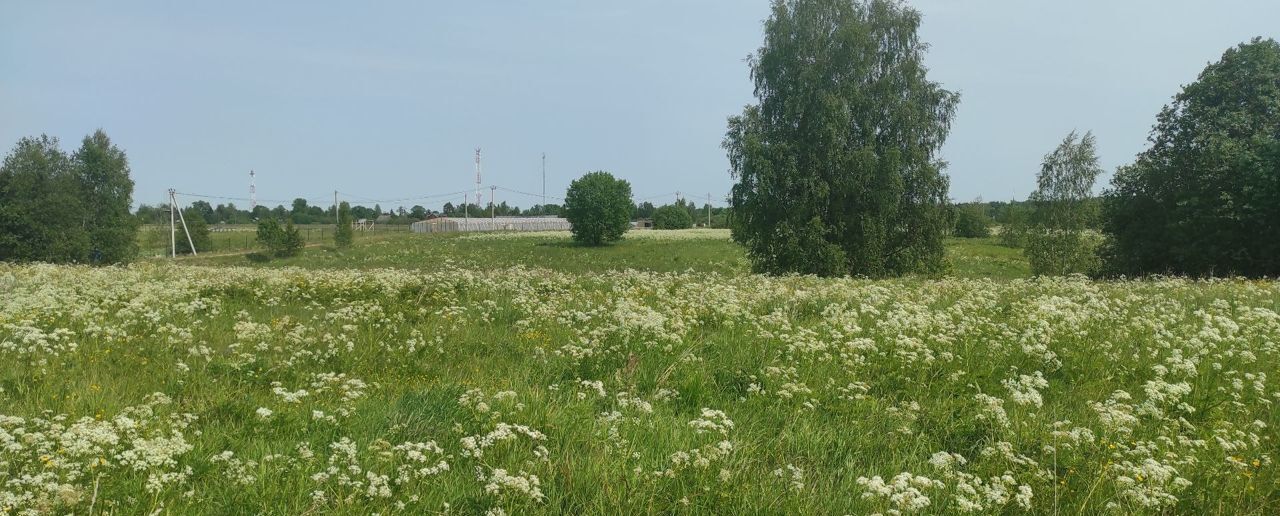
[172, 191, 326, 205]
[496, 186, 564, 202]
[336, 189, 474, 205]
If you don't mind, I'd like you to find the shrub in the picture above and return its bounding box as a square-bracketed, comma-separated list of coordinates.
[998, 203, 1030, 248]
[174, 208, 211, 254]
[953, 205, 991, 238]
[257, 218, 304, 258]
[335, 201, 354, 248]
[653, 204, 693, 230]
[563, 171, 633, 246]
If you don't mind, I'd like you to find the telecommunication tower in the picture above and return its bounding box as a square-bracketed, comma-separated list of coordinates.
[474, 148, 483, 208]
[249, 170, 257, 210]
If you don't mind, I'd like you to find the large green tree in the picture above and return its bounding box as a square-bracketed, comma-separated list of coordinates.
[0, 135, 88, 263]
[563, 171, 633, 246]
[1102, 38, 1280, 277]
[724, 0, 957, 277]
[73, 130, 139, 263]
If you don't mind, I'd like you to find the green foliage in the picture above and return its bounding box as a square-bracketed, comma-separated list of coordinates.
[952, 203, 991, 238]
[563, 171, 633, 246]
[998, 201, 1031, 248]
[335, 201, 355, 248]
[1102, 38, 1280, 277]
[0, 135, 89, 263]
[174, 208, 212, 255]
[73, 130, 139, 263]
[724, 0, 957, 277]
[1026, 131, 1102, 276]
[652, 204, 693, 230]
[257, 218, 304, 257]
[281, 220, 304, 256]
[0, 131, 139, 264]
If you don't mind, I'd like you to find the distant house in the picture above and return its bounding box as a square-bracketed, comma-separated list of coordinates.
[632, 219, 654, 230]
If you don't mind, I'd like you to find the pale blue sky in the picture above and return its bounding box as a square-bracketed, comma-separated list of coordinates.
[2, 1, 1277, 210]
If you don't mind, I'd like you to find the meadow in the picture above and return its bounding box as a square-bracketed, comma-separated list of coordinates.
[2, 230, 1277, 514]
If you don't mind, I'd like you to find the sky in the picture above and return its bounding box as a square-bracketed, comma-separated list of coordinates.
[2, 1, 1277, 211]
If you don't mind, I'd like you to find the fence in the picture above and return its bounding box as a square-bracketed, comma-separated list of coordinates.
[138, 224, 410, 257]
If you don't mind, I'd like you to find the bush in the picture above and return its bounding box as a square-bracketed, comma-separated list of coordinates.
[997, 203, 1030, 248]
[174, 208, 211, 254]
[1026, 231, 1100, 276]
[563, 171, 633, 246]
[257, 218, 304, 258]
[1101, 38, 1280, 277]
[953, 205, 991, 238]
[652, 204, 693, 230]
[1026, 131, 1102, 276]
[335, 201, 354, 248]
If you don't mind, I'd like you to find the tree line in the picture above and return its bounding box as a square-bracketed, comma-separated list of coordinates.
[131, 196, 727, 228]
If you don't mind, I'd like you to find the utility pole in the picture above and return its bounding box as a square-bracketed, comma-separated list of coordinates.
[541, 152, 546, 208]
[464, 193, 469, 221]
[334, 191, 339, 226]
[707, 193, 711, 227]
[490, 185, 497, 218]
[169, 189, 176, 258]
[169, 189, 197, 257]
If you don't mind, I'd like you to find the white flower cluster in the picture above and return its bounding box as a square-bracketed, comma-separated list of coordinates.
[460, 423, 549, 460]
[688, 408, 734, 436]
[482, 468, 544, 501]
[0, 393, 195, 513]
[856, 473, 944, 513]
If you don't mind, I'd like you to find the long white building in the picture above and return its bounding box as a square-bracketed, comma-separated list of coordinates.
[410, 216, 571, 233]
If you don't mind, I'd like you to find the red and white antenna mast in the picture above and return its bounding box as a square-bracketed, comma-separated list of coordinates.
[474, 148, 483, 208]
[249, 170, 257, 210]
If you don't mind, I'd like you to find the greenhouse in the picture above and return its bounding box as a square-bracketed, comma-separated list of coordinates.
[410, 216, 572, 233]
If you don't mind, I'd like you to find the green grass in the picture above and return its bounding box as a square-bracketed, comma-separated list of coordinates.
[136, 225, 409, 258]
[944, 237, 1031, 279]
[179, 229, 1028, 279]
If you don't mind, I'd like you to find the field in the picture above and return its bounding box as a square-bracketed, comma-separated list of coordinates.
[136, 225, 410, 258]
[2, 230, 1277, 514]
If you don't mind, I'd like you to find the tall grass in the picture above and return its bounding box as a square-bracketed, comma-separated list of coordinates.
[2, 234, 1276, 513]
